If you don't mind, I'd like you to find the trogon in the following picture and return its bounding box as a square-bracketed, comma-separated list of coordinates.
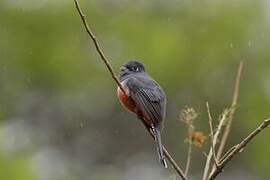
[117, 60, 167, 168]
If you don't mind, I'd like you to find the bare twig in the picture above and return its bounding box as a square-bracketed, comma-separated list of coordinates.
[185, 141, 192, 176]
[73, 0, 127, 96]
[208, 118, 270, 180]
[206, 102, 218, 167]
[144, 125, 187, 180]
[202, 108, 229, 180]
[208, 62, 243, 178]
[218, 145, 237, 163]
[185, 125, 194, 176]
[73, 1, 187, 179]
[163, 147, 187, 180]
[216, 62, 243, 159]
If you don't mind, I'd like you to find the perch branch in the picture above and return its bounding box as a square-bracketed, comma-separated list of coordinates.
[73, 0, 187, 179]
[208, 118, 270, 180]
[163, 147, 187, 180]
[142, 122, 187, 180]
[73, 0, 126, 96]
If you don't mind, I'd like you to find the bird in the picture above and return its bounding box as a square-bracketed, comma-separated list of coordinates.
[117, 60, 167, 168]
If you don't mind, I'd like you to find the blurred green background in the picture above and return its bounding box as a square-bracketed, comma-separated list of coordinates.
[0, 0, 270, 179]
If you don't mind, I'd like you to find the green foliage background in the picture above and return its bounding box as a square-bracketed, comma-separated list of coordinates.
[0, 0, 269, 179]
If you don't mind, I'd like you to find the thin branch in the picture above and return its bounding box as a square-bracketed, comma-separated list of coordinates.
[184, 125, 194, 176]
[163, 147, 187, 180]
[206, 102, 218, 167]
[209, 62, 243, 177]
[216, 62, 243, 159]
[185, 141, 192, 176]
[73, 0, 127, 96]
[73, 1, 187, 179]
[202, 107, 228, 180]
[218, 145, 237, 163]
[144, 123, 187, 180]
[208, 118, 270, 180]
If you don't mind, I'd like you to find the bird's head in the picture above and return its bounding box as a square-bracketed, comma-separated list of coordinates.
[119, 60, 145, 79]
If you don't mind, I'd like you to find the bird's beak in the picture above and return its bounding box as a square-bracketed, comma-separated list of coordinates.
[120, 66, 127, 72]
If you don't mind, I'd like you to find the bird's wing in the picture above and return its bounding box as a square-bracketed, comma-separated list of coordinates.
[127, 77, 166, 125]
[126, 76, 167, 167]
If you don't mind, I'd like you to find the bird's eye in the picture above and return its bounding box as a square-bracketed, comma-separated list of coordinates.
[133, 67, 139, 72]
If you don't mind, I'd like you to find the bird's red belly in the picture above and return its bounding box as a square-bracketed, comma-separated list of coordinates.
[117, 87, 152, 127]
[117, 87, 136, 113]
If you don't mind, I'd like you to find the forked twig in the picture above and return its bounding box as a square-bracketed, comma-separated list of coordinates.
[208, 118, 270, 180]
[208, 62, 243, 178]
[202, 107, 228, 180]
[206, 102, 218, 167]
[216, 62, 243, 159]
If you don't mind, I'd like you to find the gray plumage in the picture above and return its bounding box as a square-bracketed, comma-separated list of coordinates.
[119, 60, 167, 168]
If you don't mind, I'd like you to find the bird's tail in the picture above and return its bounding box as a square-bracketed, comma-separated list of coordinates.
[153, 125, 167, 168]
